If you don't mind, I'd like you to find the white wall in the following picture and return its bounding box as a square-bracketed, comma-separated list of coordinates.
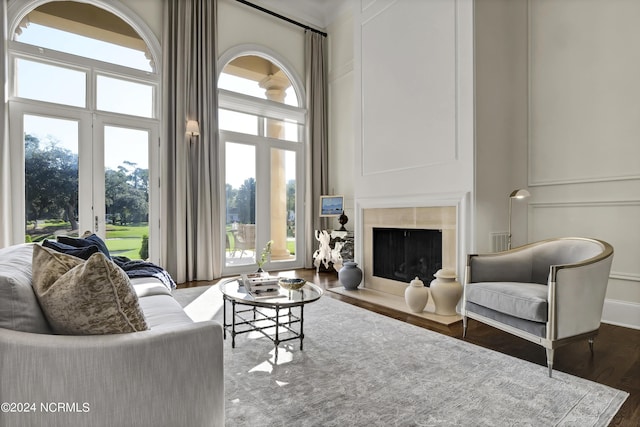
[327, 7, 355, 226]
[122, 0, 305, 88]
[217, 0, 305, 81]
[474, 0, 528, 252]
[121, 0, 162, 40]
[353, 0, 475, 203]
[527, 0, 640, 328]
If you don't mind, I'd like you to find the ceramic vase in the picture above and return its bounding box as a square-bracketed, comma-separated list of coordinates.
[430, 269, 462, 316]
[339, 262, 363, 290]
[404, 276, 429, 313]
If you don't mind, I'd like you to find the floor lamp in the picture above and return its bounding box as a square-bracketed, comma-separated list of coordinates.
[508, 189, 530, 250]
[186, 119, 200, 271]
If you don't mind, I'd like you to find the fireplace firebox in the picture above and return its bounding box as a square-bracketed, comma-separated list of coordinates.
[372, 228, 442, 284]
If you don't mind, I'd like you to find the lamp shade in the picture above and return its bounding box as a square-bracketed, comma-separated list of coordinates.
[509, 189, 530, 199]
[186, 120, 200, 136]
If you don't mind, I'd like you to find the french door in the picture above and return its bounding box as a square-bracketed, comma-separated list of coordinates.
[10, 101, 160, 263]
[220, 130, 304, 275]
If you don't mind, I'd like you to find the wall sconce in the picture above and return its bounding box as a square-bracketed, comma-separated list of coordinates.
[186, 120, 200, 137]
[508, 189, 530, 249]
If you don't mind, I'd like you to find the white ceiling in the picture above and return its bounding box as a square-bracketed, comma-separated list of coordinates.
[250, 0, 348, 30]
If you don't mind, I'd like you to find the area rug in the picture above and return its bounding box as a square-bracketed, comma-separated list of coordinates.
[173, 285, 628, 427]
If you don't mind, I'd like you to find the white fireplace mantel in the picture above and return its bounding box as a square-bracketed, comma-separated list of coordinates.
[354, 192, 471, 292]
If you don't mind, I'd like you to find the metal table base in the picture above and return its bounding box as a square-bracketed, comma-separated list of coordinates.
[222, 295, 306, 358]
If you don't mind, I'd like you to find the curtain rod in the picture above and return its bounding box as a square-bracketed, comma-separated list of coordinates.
[235, 0, 328, 37]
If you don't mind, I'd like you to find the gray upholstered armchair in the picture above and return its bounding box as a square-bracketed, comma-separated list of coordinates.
[461, 237, 614, 377]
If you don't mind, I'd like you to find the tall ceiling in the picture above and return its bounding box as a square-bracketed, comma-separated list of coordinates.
[250, 0, 346, 29]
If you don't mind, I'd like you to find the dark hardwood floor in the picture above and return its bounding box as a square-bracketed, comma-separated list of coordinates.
[178, 268, 640, 426]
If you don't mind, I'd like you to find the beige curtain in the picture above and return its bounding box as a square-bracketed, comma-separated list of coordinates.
[0, 1, 11, 248]
[162, 0, 220, 283]
[304, 31, 329, 268]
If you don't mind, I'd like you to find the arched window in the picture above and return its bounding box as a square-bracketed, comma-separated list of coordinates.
[8, 0, 161, 262]
[218, 48, 306, 273]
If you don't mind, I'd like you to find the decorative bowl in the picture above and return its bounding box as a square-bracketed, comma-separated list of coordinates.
[278, 277, 306, 291]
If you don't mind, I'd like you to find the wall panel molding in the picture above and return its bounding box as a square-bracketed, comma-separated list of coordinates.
[529, 200, 640, 283]
[328, 59, 353, 83]
[527, 0, 640, 187]
[359, 0, 458, 177]
[529, 175, 640, 188]
[361, 0, 397, 23]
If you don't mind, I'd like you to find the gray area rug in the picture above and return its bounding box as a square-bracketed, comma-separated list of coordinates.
[173, 285, 628, 427]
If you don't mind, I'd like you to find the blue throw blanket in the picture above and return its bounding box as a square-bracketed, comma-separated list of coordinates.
[112, 256, 177, 290]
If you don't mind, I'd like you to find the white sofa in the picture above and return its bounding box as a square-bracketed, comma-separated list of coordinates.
[0, 243, 224, 427]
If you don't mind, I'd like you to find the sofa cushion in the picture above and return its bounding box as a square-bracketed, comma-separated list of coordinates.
[131, 277, 174, 298]
[0, 244, 51, 333]
[32, 245, 148, 335]
[466, 281, 548, 323]
[138, 294, 194, 331]
[465, 301, 546, 338]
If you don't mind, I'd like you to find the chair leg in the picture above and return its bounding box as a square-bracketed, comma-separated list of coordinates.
[462, 316, 468, 338]
[588, 337, 595, 355]
[545, 348, 554, 378]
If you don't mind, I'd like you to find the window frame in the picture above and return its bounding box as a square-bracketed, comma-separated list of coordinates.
[218, 46, 307, 275]
[8, 44, 160, 119]
[7, 0, 162, 262]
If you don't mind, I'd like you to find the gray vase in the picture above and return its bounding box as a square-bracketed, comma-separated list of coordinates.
[339, 262, 363, 290]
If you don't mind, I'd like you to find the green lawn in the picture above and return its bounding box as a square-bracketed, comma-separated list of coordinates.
[106, 224, 148, 259]
[29, 222, 293, 259]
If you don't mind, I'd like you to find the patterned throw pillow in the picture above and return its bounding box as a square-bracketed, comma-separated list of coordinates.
[32, 245, 148, 335]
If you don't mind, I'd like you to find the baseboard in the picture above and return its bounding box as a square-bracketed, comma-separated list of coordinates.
[601, 298, 640, 330]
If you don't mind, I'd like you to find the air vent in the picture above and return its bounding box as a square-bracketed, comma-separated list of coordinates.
[491, 232, 509, 252]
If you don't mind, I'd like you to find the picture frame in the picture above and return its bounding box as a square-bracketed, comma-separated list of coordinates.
[319, 195, 344, 217]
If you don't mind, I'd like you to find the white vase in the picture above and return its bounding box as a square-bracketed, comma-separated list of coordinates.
[404, 276, 429, 313]
[430, 269, 462, 316]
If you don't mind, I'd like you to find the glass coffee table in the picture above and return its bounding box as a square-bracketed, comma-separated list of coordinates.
[219, 277, 323, 358]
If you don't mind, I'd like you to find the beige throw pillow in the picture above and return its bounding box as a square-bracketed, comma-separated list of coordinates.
[32, 245, 148, 335]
